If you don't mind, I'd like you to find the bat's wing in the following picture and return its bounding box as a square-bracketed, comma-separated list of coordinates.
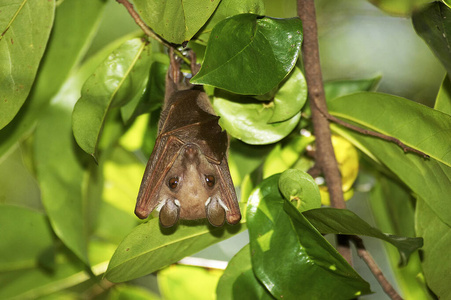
[160, 90, 228, 164]
[135, 134, 184, 219]
[215, 156, 241, 225]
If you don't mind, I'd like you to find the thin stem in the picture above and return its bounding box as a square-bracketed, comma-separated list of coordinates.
[351, 236, 403, 300]
[116, 0, 191, 65]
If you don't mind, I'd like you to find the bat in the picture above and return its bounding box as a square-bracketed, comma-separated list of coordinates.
[134, 51, 241, 227]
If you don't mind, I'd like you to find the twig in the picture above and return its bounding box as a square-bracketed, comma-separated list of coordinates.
[116, 0, 191, 65]
[312, 101, 430, 158]
[298, 0, 351, 264]
[351, 236, 403, 300]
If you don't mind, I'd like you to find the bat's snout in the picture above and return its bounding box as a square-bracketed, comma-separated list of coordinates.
[183, 144, 199, 161]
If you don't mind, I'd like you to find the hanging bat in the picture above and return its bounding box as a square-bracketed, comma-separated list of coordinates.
[134, 52, 241, 227]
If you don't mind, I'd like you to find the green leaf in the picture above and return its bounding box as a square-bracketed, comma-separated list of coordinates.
[108, 284, 160, 300]
[246, 175, 371, 299]
[413, 2, 451, 74]
[216, 244, 274, 299]
[435, 74, 451, 114]
[303, 208, 423, 266]
[195, 0, 265, 45]
[158, 265, 222, 300]
[0, 205, 53, 272]
[278, 169, 321, 213]
[268, 67, 307, 123]
[32, 36, 121, 265]
[213, 91, 301, 145]
[133, 0, 221, 44]
[0, 0, 54, 129]
[416, 198, 451, 299]
[369, 177, 430, 299]
[192, 14, 303, 95]
[0, 0, 106, 159]
[324, 76, 381, 102]
[105, 219, 246, 283]
[0, 246, 88, 299]
[72, 38, 151, 159]
[367, 0, 432, 16]
[332, 123, 451, 228]
[329, 92, 451, 168]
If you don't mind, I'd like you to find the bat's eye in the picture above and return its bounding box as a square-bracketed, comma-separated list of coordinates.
[205, 175, 215, 187]
[168, 177, 179, 189]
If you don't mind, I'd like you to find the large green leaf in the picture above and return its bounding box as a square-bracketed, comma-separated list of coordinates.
[332, 121, 451, 229]
[329, 92, 451, 168]
[0, 205, 53, 272]
[133, 0, 221, 44]
[329, 92, 451, 228]
[0, 0, 54, 129]
[105, 218, 246, 283]
[32, 37, 123, 265]
[246, 175, 371, 299]
[303, 208, 423, 266]
[0, 0, 106, 158]
[216, 244, 274, 299]
[72, 38, 151, 160]
[195, 0, 265, 45]
[416, 198, 451, 299]
[413, 2, 451, 75]
[191, 14, 303, 95]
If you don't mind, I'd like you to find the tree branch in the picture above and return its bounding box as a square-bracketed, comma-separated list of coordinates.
[351, 236, 403, 300]
[297, 0, 351, 264]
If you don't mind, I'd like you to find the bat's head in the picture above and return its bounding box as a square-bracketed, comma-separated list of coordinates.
[155, 143, 228, 227]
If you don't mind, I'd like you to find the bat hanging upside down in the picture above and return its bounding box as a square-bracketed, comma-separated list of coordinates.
[134, 51, 241, 227]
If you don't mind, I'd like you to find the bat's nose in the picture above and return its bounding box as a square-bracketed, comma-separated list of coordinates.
[184, 144, 199, 161]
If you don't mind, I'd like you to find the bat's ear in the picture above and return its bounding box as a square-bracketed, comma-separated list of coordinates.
[159, 199, 181, 227]
[205, 197, 226, 227]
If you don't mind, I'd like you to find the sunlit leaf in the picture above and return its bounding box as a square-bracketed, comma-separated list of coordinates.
[435, 74, 451, 114]
[195, 0, 265, 45]
[0, 0, 107, 158]
[213, 91, 301, 145]
[159, 265, 222, 300]
[367, 0, 431, 16]
[278, 169, 321, 212]
[0, 0, 54, 129]
[72, 38, 151, 160]
[192, 14, 303, 95]
[105, 218, 246, 282]
[247, 175, 371, 299]
[133, 0, 221, 44]
[324, 76, 381, 102]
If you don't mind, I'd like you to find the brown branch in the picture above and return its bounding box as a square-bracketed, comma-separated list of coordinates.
[312, 101, 430, 158]
[351, 236, 403, 300]
[116, 0, 191, 64]
[298, 0, 352, 264]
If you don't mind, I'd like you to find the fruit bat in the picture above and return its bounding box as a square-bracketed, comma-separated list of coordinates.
[134, 52, 241, 227]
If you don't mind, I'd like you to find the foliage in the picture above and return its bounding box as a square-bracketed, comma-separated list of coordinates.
[1, 0, 450, 299]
